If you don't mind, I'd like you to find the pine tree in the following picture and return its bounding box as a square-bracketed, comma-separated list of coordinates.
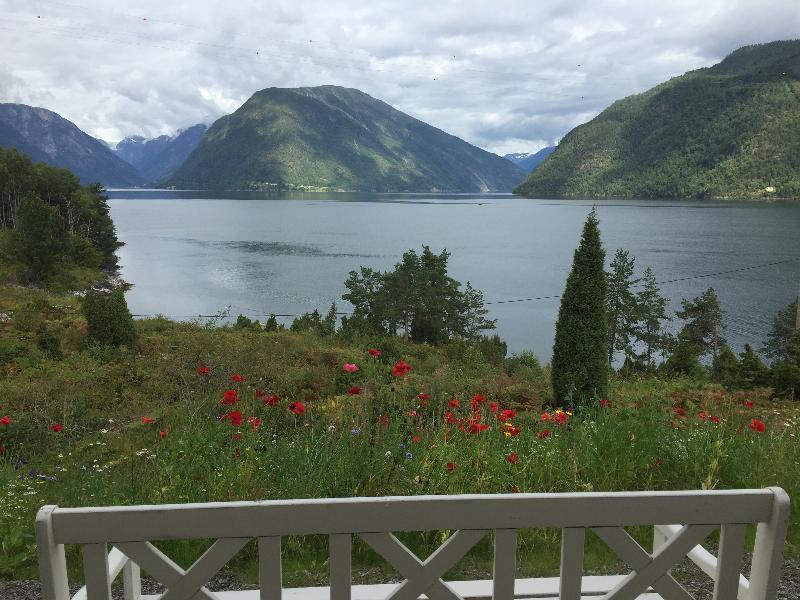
[738, 344, 770, 389]
[605, 248, 639, 364]
[551, 208, 608, 405]
[631, 267, 671, 369]
[675, 288, 725, 361]
[762, 299, 797, 363]
[711, 345, 739, 387]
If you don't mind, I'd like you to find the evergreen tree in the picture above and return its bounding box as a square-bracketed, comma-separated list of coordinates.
[675, 288, 725, 361]
[605, 248, 639, 364]
[762, 299, 797, 363]
[738, 344, 770, 389]
[82, 289, 136, 348]
[13, 193, 66, 281]
[551, 208, 608, 405]
[662, 335, 705, 378]
[264, 314, 280, 332]
[631, 267, 671, 369]
[711, 345, 739, 388]
[772, 331, 800, 399]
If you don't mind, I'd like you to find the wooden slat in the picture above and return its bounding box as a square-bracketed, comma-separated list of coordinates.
[559, 528, 584, 600]
[492, 529, 517, 600]
[160, 538, 250, 600]
[749, 486, 791, 600]
[258, 537, 282, 600]
[713, 524, 746, 600]
[81, 543, 112, 600]
[35, 506, 71, 600]
[123, 560, 142, 600]
[50, 489, 776, 544]
[329, 534, 352, 600]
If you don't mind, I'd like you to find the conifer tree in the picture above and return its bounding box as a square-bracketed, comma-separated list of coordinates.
[675, 288, 725, 361]
[551, 208, 608, 405]
[605, 248, 639, 364]
[738, 344, 770, 389]
[632, 267, 671, 369]
[762, 299, 797, 363]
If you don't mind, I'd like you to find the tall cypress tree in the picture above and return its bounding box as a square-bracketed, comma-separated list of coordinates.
[551, 208, 608, 405]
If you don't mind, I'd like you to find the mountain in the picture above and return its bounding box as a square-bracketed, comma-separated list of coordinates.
[167, 86, 526, 192]
[115, 124, 207, 182]
[504, 147, 556, 172]
[514, 40, 800, 199]
[0, 104, 144, 187]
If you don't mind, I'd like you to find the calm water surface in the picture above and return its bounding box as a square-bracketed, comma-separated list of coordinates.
[107, 191, 800, 360]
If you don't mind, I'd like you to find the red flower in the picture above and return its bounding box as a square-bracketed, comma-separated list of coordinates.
[391, 360, 412, 377]
[418, 393, 430, 401]
[748, 418, 766, 433]
[197, 365, 211, 375]
[698, 411, 708, 421]
[446, 462, 456, 471]
[540, 412, 551, 421]
[0, 416, 11, 426]
[141, 416, 155, 424]
[444, 411, 456, 425]
[159, 430, 168, 439]
[506, 452, 519, 464]
[743, 401, 754, 409]
[221, 389, 239, 405]
[221, 410, 243, 426]
[247, 416, 262, 431]
[407, 410, 419, 417]
[230, 374, 245, 382]
[289, 402, 306, 416]
[709, 415, 720, 424]
[343, 363, 359, 373]
[674, 407, 686, 417]
[554, 411, 569, 425]
[599, 398, 611, 408]
[499, 409, 516, 421]
[262, 394, 279, 406]
[50, 423, 64, 433]
[504, 424, 521, 437]
[471, 393, 486, 404]
[348, 386, 363, 395]
[488, 402, 499, 413]
[448, 398, 460, 408]
[379, 414, 390, 427]
[468, 423, 489, 434]
[412, 434, 421, 443]
[538, 429, 551, 439]
[368, 348, 382, 357]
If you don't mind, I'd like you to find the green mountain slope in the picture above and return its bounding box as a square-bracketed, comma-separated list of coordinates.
[167, 86, 525, 192]
[515, 40, 800, 199]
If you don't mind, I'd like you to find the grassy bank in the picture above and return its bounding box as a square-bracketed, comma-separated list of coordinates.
[0, 286, 797, 583]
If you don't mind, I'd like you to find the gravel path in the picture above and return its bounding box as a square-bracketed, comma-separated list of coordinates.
[2, 554, 798, 600]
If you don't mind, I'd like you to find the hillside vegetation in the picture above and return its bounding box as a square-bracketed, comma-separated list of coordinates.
[167, 86, 526, 192]
[515, 40, 800, 199]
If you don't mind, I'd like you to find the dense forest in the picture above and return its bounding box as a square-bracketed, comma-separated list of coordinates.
[515, 40, 800, 199]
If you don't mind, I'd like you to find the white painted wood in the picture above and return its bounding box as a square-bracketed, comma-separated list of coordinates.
[559, 528, 584, 600]
[36, 506, 70, 600]
[258, 537, 282, 600]
[49, 490, 775, 544]
[749, 487, 790, 600]
[160, 538, 250, 600]
[492, 529, 517, 600]
[713, 523, 747, 600]
[81, 543, 112, 600]
[123, 559, 142, 600]
[329, 534, 352, 600]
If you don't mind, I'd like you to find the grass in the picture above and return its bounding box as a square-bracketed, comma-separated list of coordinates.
[0, 287, 798, 585]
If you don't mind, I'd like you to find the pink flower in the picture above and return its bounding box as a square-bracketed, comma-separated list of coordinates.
[0, 416, 11, 426]
[343, 363, 359, 373]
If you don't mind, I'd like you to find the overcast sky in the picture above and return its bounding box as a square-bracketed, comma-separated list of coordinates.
[1, 0, 798, 155]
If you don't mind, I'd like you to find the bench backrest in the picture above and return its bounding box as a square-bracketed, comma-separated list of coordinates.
[37, 488, 789, 600]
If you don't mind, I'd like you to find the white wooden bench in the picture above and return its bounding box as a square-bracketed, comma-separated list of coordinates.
[36, 488, 789, 600]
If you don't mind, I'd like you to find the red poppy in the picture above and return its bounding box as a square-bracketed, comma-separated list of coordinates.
[448, 398, 460, 408]
[141, 416, 155, 424]
[221, 410, 243, 426]
[391, 360, 412, 377]
[748, 418, 766, 433]
[412, 435, 421, 443]
[262, 394, 279, 406]
[488, 402, 499, 413]
[418, 393, 430, 401]
[50, 423, 64, 433]
[289, 402, 306, 416]
[709, 415, 720, 424]
[743, 401, 754, 409]
[407, 410, 419, 417]
[343, 363, 359, 373]
[247, 416, 262, 431]
[230, 374, 245, 382]
[499, 409, 516, 421]
[674, 407, 686, 417]
[348, 386, 363, 395]
[444, 411, 456, 425]
[159, 430, 168, 439]
[197, 365, 211, 375]
[468, 423, 489, 434]
[698, 411, 708, 421]
[220, 389, 239, 405]
[538, 429, 551, 439]
[368, 348, 382, 357]
[379, 414, 390, 427]
[554, 412, 569, 425]
[506, 452, 519, 464]
[504, 424, 521, 437]
[232, 433, 242, 442]
[0, 416, 11, 426]
[540, 412, 551, 421]
[599, 398, 611, 408]
[446, 462, 456, 471]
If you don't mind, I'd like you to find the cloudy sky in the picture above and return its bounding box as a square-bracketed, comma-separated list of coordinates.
[1, 0, 798, 155]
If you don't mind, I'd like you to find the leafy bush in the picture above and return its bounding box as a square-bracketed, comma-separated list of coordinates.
[81, 289, 136, 348]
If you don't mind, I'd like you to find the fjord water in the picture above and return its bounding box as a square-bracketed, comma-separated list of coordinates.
[107, 190, 800, 360]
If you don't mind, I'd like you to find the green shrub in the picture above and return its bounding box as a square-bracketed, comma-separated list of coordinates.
[35, 323, 63, 360]
[506, 350, 543, 379]
[82, 289, 136, 348]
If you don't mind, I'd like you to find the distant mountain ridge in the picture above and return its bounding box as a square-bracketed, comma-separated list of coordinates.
[515, 40, 800, 199]
[0, 103, 144, 187]
[115, 124, 206, 182]
[167, 85, 526, 192]
[504, 147, 556, 172]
